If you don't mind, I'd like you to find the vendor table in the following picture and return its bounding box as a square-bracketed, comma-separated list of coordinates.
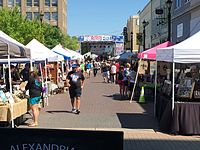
[0, 99, 28, 122]
[157, 95, 200, 135]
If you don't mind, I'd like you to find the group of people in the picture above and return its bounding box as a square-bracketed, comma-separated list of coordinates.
[100, 60, 137, 98]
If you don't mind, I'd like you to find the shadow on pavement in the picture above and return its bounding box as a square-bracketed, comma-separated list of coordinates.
[103, 93, 130, 101]
[46, 110, 72, 114]
[117, 113, 158, 129]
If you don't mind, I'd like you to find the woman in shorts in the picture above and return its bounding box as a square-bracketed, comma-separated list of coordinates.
[25, 71, 42, 127]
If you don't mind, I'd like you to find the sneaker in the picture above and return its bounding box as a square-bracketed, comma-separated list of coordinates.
[75, 110, 80, 114]
[71, 108, 76, 113]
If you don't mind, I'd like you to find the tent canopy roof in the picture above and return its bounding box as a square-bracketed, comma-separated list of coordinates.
[138, 41, 173, 60]
[0, 31, 30, 59]
[52, 44, 72, 60]
[26, 39, 64, 62]
[157, 31, 200, 63]
[119, 51, 137, 61]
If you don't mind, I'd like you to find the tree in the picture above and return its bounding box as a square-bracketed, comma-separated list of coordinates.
[0, 7, 79, 51]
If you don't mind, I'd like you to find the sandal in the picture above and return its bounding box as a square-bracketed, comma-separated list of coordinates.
[28, 123, 38, 127]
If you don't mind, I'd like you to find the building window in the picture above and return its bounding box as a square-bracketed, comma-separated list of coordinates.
[44, 12, 50, 20]
[34, 12, 39, 20]
[26, 12, 32, 20]
[177, 23, 183, 38]
[52, 0, 57, 6]
[0, 0, 3, 7]
[175, 0, 181, 8]
[52, 12, 58, 21]
[34, 0, 39, 7]
[45, 0, 50, 7]
[8, 0, 14, 7]
[26, 0, 32, 7]
[16, 0, 21, 6]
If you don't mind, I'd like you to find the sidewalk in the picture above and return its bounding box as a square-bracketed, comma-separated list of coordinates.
[20, 74, 200, 150]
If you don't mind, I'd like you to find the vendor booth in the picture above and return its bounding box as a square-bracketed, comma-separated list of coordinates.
[0, 31, 31, 128]
[130, 42, 173, 103]
[156, 30, 200, 135]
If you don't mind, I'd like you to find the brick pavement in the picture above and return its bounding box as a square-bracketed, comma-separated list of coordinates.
[20, 73, 200, 150]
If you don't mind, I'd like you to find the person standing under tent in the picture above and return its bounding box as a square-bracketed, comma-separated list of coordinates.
[5, 65, 20, 92]
[20, 63, 30, 81]
[67, 64, 85, 114]
[25, 71, 42, 127]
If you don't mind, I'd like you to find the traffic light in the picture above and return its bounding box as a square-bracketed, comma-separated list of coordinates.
[123, 27, 128, 42]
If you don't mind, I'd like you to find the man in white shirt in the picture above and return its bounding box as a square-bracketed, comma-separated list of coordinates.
[110, 62, 117, 83]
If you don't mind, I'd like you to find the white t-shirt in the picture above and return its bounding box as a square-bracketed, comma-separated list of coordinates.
[111, 65, 117, 74]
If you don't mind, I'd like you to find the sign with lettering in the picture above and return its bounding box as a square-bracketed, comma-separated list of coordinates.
[0, 128, 123, 150]
[78, 35, 124, 43]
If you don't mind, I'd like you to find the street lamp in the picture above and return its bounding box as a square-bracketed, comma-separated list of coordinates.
[142, 20, 149, 51]
[130, 32, 133, 53]
[40, 11, 44, 23]
[166, 0, 172, 41]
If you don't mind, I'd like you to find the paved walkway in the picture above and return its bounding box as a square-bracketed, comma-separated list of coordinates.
[20, 73, 200, 150]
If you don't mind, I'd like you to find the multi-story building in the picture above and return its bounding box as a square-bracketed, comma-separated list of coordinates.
[0, 0, 67, 34]
[172, 0, 200, 43]
[126, 16, 139, 52]
[139, 1, 152, 51]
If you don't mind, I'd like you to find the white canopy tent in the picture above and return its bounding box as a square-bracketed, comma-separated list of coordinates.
[155, 30, 200, 116]
[26, 39, 64, 62]
[52, 44, 73, 60]
[66, 48, 84, 60]
[157, 31, 200, 63]
[0, 31, 31, 128]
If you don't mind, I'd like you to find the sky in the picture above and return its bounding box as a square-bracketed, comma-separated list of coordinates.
[67, 0, 149, 36]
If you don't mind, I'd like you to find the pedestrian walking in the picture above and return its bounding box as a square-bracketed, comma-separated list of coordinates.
[25, 71, 42, 127]
[110, 62, 117, 83]
[67, 64, 85, 114]
[93, 60, 98, 77]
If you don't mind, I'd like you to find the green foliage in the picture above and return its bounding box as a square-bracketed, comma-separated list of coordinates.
[0, 7, 79, 50]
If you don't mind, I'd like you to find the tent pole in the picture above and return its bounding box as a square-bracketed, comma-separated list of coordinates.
[172, 62, 175, 116]
[44, 60, 48, 106]
[154, 61, 158, 117]
[130, 58, 141, 103]
[7, 44, 14, 128]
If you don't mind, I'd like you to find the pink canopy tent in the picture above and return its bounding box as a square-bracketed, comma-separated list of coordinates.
[138, 41, 174, 60]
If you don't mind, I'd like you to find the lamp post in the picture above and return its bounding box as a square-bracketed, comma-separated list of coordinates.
[142, 20, 148, 51]
[130, 32, 133, 53]
[166, 0, 172, 41]
[40, 11, 44, 23]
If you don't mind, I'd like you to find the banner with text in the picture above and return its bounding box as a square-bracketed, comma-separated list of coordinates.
[78, 35, 124, 43]
[0, 128, 123, 150]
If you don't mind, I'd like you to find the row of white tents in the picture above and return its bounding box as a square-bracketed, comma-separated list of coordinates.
[0, 30, 83, 128]
[0, 30, 84, 64]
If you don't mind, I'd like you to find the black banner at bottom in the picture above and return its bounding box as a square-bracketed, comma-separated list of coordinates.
[0, 128, 123, 150]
